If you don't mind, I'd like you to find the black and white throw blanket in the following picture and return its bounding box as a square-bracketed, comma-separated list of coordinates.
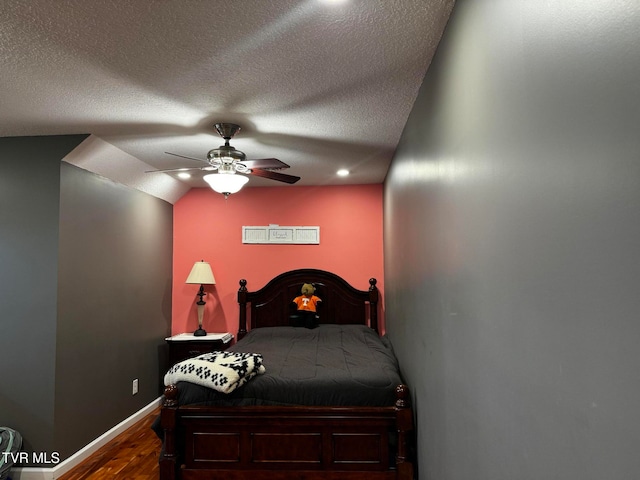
[164, 351, 265, 394]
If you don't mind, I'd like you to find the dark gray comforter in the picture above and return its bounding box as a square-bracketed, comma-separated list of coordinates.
[172, 324, 403, 408]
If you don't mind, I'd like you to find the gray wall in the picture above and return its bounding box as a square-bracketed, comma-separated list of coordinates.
[54, 162, 173, 459]
[384, 1, 640, 479]
[0, 137, 173, 465]
[0, 135, 87, 458]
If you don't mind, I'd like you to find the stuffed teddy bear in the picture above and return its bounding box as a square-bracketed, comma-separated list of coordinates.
[291, 283, 322, 329]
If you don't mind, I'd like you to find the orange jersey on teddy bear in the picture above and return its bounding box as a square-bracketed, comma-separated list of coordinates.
[293, 295, 321, 312]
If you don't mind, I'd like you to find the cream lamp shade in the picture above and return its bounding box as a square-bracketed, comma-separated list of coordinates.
[185, 261, 216, 285]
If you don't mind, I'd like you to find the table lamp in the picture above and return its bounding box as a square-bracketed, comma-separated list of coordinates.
[185, 260, 216, 336]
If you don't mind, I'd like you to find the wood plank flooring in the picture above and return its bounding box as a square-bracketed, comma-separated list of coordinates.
[57, 407, 162, 480]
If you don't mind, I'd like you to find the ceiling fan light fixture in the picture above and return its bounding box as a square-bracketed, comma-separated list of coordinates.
[154, 123, 300, 185]
[203, 172, 249, 197]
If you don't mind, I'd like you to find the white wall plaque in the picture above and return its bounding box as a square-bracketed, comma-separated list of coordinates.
[242, 225, 320, 244]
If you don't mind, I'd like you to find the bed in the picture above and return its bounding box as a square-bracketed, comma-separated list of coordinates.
[159, 268, 414, 480]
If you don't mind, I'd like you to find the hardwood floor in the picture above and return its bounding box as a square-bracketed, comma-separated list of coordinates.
[57, 408, 162, 480]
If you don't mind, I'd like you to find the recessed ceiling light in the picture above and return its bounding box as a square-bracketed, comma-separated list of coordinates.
[177, 172, 191, 179]
[337, 169, 350, 177]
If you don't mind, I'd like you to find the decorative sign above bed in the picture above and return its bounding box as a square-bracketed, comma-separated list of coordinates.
[242, 225, 320, 244]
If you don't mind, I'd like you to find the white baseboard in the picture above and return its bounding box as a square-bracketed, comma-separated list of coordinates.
[11, 397, 162, 480]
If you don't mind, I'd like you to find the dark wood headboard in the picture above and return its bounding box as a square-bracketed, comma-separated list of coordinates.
[237, 268, 379, 340]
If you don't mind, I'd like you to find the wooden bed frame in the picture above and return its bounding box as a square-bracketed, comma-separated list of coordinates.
[160, 269, 414, 480]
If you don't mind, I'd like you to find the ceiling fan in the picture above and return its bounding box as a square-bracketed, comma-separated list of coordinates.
[148, 123, 300, 197]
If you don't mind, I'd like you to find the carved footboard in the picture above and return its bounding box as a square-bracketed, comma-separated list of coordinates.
[160, 384, 414, 480]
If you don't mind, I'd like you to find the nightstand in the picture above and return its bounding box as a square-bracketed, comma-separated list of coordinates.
[166, 332, 234, 366]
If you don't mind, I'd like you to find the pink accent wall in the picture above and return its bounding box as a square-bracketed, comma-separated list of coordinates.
[172, 184, 384, 336]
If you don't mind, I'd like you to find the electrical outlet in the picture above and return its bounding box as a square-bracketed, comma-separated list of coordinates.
[132, 378, 139, 395]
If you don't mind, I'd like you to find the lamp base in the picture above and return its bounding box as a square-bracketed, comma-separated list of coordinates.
[193, 327, 207, 337]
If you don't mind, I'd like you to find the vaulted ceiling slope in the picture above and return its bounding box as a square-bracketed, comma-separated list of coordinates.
[1, 0, 454, 199]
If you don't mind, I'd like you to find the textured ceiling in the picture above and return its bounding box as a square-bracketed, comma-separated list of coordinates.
[1, 0, 454, 196]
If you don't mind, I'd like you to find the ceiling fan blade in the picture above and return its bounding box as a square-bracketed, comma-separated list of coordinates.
[249, 168, 300, 184]
[164, 152, 208, 164]
[242, 158, 290, 170]
[145, 166, 215, 173]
